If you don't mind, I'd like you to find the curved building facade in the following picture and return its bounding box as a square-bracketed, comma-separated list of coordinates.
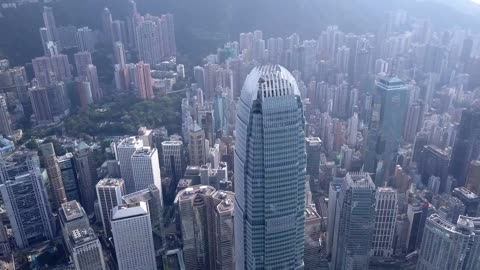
[234, 65, 306, 269]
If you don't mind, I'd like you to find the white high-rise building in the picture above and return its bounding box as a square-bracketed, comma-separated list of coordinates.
[43, 6, 59, 42]
[117, 137, 143, 193]
[131, 147, 162, 192]
[371, 187, 398, 258]
[96, 178, 125, 237]
[111, 202, 157, 270]
[76, 27, 95, 52]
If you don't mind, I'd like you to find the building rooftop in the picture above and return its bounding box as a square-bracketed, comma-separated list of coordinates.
[97, 178, 124, 188]
[118, 137, 143, 148]
[122, 188, 153, 204]
[161, 140, 183, 146]
[376, 76, 406, 90]
[305, 136, 322, 145]
[429, 214, 474, 236]
[61, 200, 84, 222]
[305, 206, 320, 221]
[132, 146, 156, 157]
[70, 228, 98, 246]
[213, 191, 234, 213]
[453, 187, 479, 200]
[175, 185, 216, 203]
[112, 202, 149, 221]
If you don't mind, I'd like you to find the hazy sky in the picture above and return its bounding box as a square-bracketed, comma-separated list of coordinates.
[473, 0, 480, 4]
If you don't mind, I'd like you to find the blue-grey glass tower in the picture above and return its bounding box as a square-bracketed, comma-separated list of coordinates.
[364, 76, 408, 186]
[234, 65, 306, 269]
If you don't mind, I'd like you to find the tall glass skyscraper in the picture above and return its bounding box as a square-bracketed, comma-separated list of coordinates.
[364, 76, 408, 186]
[234, 65, 306, 269]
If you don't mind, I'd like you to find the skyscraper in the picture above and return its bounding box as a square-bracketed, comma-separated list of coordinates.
[188, 122, 207, 166]
[450, 106, 480, 187]
[371, 187, 398, 258]
[116, 137, 143, 193]
[40, 142, 67, 210]
[74, 51, 93, 77]
[417, 214, 480, 270]
[365, 76, 408, 186]
[71, 228, 106, 270]
[131, 147, 162, 192]
[86, 64, 102, 102]
[43, 6, 59, 42]
[331, 172, 376, 270]
[101, 8, 114, 46]
[111, 202, 157, 270]
[74, 142, 98, 213]
[161, 140, 185, 178]
[76, 27, 95, 52]
[0, 95, 13, 136]
[136, 20, 162, 64]
[135, 61, 154, 100]
[0, 151, 54, 249]
[234, 65, 306, 269]
[175, 185, 234, 270]
[29, 85, 53, 123]
[59, 200, 90, 253]
[114, 42, 126, 68]
[96, 178, 125, 237]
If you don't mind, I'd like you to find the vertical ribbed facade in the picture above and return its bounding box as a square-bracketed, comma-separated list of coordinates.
[371, 187, 398, 258]
[234, 65, 306, 269]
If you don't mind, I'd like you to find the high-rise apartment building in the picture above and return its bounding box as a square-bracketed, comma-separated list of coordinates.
[331, 172, 376, 270]
[96, 178, 125, 237]
[29, 85, 53, 123]
[117, 137, 143, 193]
[135, 62, 154, 100]
[40, 142, 67, 210]
[0, 95, 13, 136]
[131, 147, 161, 192]
[74, 142, 98, 213]
[74, 51, 93, 77]
[86, 64, 102, 102]
[43, 6, 59, 42]
[371, 187, 398, 258]
[234, 65, 306, 269]
[101, 8, 113, 46]
[0, 151, 54, 248]
[76, 27, 95, 53]
[365, 76, 408, 186]
[111, 202, 157, 270]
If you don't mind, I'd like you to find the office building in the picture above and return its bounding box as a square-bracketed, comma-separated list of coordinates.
[70, 228, 106, 270]
[116, 137, 143, 193]
[306, 136, 322, 179]
[58, 153, 80, 202]
[304, 206, 323, 270]
[74, 142, 98, 213]
[371, 187, 398, 258]
[417, 214, 480, 270]
[161, 140, 185, 179]
[452, 187, 480, 217]
[188, 122, 207, 166]
[131, 147, 162, 192]
[331, 172, 376, 270]
[418, 145, 450, 193]
[111, 202, 157, 270]
[466, 160, 480, 195]
[122, 184, 164, 246]
[40, 142, 67, 210]
[175, 185, 234, 270]
[0, 218, 10, 259]
[450, 107, 480, 187]
[59, 200, 90, 253]
[365, 76, 408, 186]
[0, 151, 54, 248]
[96, 178, 125, 237]
[234, 65, 306, 269]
